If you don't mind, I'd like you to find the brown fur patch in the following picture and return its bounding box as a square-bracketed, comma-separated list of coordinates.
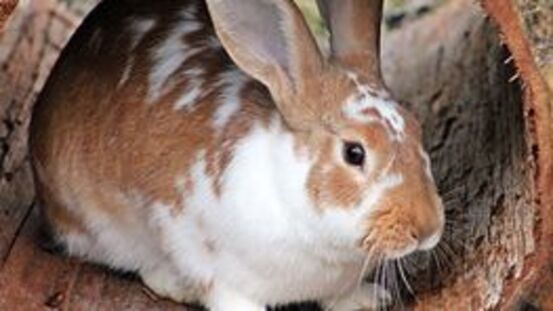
[307, 136, 364, 210]
[326, 166, 363, 208]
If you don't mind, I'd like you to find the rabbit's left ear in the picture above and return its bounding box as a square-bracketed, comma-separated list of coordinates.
[206, 0, 324, 130]
[317, 0, 384, 85]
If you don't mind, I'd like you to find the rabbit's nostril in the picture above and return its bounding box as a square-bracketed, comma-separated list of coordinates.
[410, 230, 419, 241]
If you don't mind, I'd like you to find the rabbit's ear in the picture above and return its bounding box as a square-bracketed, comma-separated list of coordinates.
[317, 0, 383, 84]
[206, 0, 324, 130]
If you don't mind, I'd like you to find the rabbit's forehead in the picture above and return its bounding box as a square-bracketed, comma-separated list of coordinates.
[341, 72, 406, 141]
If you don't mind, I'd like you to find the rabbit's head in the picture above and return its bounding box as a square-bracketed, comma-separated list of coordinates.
[207, 0, 443, 260]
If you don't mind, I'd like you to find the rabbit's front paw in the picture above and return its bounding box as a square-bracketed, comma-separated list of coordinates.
[323, 283, 391, 311]
[207, 285, 265, 311]
[140, 265, 190, 303]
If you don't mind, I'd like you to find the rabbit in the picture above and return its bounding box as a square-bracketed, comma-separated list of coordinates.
[29, 0, 444, 310]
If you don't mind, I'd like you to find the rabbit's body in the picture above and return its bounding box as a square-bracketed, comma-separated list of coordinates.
[31, 0, 444, 309]
[32, 0, 365, 306]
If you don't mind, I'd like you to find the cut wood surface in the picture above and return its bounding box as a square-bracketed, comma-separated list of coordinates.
[0, 0, 551, 310]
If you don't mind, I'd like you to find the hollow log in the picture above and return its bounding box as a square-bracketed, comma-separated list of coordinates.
[0, 0, 551, 309]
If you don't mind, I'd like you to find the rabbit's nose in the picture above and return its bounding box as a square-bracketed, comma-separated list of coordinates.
[416, 225, 443, 250]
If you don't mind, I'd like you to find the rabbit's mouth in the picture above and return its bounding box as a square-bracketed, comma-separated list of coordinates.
[359, 206, 444, 261]
[360, 228, 419, 261]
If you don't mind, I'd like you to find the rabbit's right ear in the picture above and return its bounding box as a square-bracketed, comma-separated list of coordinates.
[316, 0, 384, 85]
[206, 0, 324, 130]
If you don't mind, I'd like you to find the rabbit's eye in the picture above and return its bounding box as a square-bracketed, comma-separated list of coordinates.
[343, 142, 365, 167]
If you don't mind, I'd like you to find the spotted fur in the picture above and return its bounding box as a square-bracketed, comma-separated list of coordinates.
[30, 0, 444, 310]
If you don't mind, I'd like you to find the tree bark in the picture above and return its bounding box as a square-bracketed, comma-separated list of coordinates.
[479, 0, 553, 309]
[0, 0, 551, 310]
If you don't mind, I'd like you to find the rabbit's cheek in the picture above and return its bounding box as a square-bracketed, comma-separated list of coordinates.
[306, 137, 363, 210]
[361, 175, 444, 258]
[319, 166, 363, 209]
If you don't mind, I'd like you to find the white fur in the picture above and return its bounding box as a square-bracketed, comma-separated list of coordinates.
[150, 200, 217, 285]
[419, 146, 434, 181]
[59, 185, 165, 274]
[174, 83, 202, 110]
[345, 71, 389, 100]
[212, 70, 248, 129]
[323, 282, 391, 311]
[419, 229, 442, 251]
[119, 18, 156, 87]
[199, 121, 363, 304]
[173, 67, 205, 110]
[344, 95, 404, 133]
[359, 174, 404, 211]
[208, 286, 266, 311]
[148, 17, 203, 102]
[119, 60, 133, 87]
[415, 145, 444, 252]
[130, 18, 156, 51]
[344, 72, 405, 140]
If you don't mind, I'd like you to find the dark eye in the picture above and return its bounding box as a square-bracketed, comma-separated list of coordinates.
[343, 142, 365, 167]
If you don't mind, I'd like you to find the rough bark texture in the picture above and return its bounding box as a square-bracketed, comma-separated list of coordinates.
[479, 0, 553, 309]
[0, 0, 551, 310]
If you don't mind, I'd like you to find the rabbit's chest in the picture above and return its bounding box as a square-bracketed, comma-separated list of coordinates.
[213, 244, 363, 304]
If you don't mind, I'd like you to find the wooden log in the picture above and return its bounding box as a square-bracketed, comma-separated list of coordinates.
[0, 0, 551, 309]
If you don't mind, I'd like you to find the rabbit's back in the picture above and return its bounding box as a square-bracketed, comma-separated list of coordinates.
[29, 0, 281, 290]
[30, 0, 273, 209]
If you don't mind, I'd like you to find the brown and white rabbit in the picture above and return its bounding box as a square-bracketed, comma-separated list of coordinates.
[29, 0, 444, 309]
